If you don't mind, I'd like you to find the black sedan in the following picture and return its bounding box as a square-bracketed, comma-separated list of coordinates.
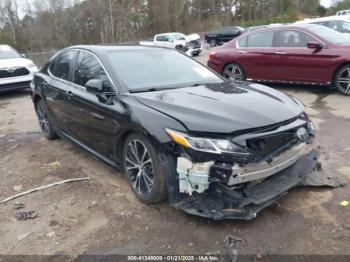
[204, 26, 245, 47]
[31, 45, 318, 220]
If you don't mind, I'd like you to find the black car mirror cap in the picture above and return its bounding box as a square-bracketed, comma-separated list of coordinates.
[307, 42, 323, 50]
[85, 79, 104, 93]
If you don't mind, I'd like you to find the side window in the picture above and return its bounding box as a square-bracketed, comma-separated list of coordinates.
[337, 21, 350, 33]
[277, 30, 315, 48]
[74, 51, 111, 90]
[51, 51, 76, 81]
[246, 31, 274, 48]
[238, 37, 247, 47]
[156, 35, 171, 42]
[156, 35, 165, 41]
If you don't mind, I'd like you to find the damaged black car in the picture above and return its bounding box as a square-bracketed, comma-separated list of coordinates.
[31, 45, 319, 220]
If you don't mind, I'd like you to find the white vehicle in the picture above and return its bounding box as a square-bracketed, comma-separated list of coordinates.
[295, 16, 350, 35]
[0, 45, 38, 92]
[139, 32, 202, 56]
[336, 10, 350, 16]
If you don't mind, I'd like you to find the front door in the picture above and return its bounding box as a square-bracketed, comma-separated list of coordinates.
[274, 30, 332, 84]
[67, 50, 119, 159]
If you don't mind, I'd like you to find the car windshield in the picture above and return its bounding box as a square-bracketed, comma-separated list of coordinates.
[108, 49, 223, 92]
[0, 46, 21, 59]
[172, 33, 186, 40]
[305, 24, 350, 45]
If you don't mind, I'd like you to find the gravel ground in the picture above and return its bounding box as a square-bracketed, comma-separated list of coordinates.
[0, 52, 349, 258]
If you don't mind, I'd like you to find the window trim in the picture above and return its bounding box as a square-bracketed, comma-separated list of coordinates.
[236, 29, 326, 49]
[237, 30, 275, 48]
[48, 50, 77, 83]
[275, 29, 318, 48]
[48, 48, 118, 93]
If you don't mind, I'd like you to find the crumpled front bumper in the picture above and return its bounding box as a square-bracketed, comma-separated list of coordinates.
[172, 149, 330, 220]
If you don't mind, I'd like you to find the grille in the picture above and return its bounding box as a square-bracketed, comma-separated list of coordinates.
[0, 67, 30, 79]
[246, 132, 297, 159]
[190, 40, 201, 48]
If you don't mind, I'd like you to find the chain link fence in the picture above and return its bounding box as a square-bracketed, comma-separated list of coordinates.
[25, 51, 56, 68]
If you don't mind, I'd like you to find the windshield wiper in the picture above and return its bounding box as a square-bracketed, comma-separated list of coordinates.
[129, 87, 179, 93]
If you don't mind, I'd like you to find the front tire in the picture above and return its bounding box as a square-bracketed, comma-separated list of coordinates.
[222, 63, 246, 81]
[122, 133, 167, 204]
[209, 39, 217, 47]
[35, 99, 58, 140]
[334, 65, 350, 96]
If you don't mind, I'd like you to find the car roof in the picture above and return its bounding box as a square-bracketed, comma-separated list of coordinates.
[296, 16, 350, 23]
[244, 23, 324, 32]
[66, 45, 168, 53]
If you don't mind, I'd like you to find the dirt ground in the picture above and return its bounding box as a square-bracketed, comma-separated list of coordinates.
[0, 53, 350, 258]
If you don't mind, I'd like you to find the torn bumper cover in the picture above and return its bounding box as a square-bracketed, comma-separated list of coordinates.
[173, 148, 320, 220]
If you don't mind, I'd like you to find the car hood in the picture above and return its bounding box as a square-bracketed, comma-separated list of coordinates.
[0, 58, 36, 69]
[132, 82, 304, 134]
[185, 34, 201, 42]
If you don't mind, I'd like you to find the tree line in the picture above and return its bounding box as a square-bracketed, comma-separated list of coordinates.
[0, 0, 341, 53]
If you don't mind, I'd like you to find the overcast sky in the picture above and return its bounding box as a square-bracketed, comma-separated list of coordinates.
[321, 0, 333, 8]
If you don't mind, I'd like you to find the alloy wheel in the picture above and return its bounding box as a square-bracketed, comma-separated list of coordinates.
[337, 67, 350, 95]
[223, 64, 244, 81]
[125, 139, 154, 196]
[36, 102, 50, 135]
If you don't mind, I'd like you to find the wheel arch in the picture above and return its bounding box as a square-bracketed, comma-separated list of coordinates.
[221, 61, 245, 76]
[113, 126, 162, 167]
[332, 62, 350, 85]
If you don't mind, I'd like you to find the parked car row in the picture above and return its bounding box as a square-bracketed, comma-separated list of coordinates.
[139, 32, 202, 57]
[208, 21, 350, 96]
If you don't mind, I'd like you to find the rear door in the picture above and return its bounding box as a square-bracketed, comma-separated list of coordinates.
[235, 30, 278, 81]
[67, 50, 119, 159]
[274, 29, 332, 83]
[44, 50, 77, 133]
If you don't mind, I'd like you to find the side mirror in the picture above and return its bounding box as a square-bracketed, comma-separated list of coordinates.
[168, 38, 174, 42]
[21, 53, 26, 58]
[307, 42, 323, 50]
[85, 79, 104, 93]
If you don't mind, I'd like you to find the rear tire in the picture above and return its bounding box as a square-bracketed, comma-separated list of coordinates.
[222, 63, 246, 81]
[122, 133, 167, 204]
[334, 64, 350, 96]
[35, 99, 58, 140]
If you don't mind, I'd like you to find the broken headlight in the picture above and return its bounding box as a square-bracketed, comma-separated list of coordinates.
[166, 129, 251, 156]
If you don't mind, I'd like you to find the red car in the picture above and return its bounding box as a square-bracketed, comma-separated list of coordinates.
[208, 24, 350, 95]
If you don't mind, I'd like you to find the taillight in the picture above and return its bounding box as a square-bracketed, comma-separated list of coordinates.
[209, 51, 216, 60]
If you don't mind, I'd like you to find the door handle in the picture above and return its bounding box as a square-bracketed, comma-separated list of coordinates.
[275, 51, 287, 55]
[64, 91, 74, 100]
[238, 50, 248, 54]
